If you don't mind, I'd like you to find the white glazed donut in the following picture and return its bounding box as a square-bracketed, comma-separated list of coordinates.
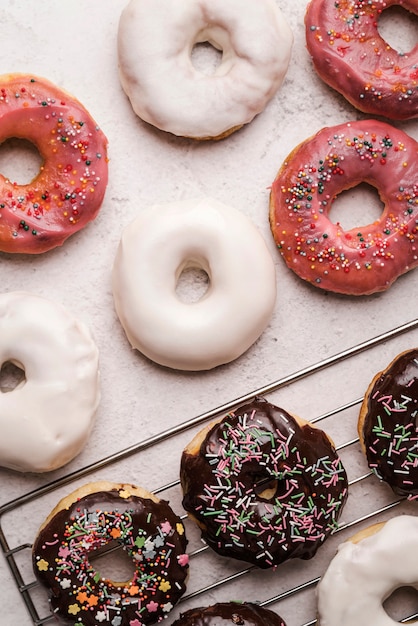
[112, 197, 277, 371]
[117, 0, 293, 139]
[317, 515, 418, 626]
[0, 292, 100, 473]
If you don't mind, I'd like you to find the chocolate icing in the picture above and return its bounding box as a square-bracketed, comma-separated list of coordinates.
[172, 602, 287, 626]
[361, 349, 418, 496]
[32, 486, 189, 625]
[180, 398, 348, 568]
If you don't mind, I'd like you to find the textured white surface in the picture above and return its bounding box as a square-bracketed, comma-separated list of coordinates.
[0, 1, 418, 625]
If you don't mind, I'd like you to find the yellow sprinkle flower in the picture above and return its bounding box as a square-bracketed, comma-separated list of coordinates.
[159, 580, 171, 592]
[68, 604, 81, 616]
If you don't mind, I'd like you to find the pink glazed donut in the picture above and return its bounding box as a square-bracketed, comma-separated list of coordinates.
[269, 119, 418, 295]
[305, 0, 418, 120]
[0, 74, 108, 253]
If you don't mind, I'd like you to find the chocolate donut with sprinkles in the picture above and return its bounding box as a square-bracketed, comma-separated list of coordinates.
[358, 349, 418, 498]
[171, 602, 288, 626]
[305, 0, 418, 120]
[269, 119, 418, 295]
[0, 73, 108, 253]
[32, 481, 189, 626]
[180, 397, 348, 569]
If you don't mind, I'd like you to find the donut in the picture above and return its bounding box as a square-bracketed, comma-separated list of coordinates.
[112, 198, 277, 371]
[269, 119, 418, 295]
[305, 0, 418, 120]
[32, 481, 189, 626]
[316, 515, 418, 625]
[358, 348, 418, 497]
[171, 602, 287, 626]
[180, 397, 348, 569]
[0, 73, 108, 253]
[0, 291, 100, 473]
[117, 0, 293, 140]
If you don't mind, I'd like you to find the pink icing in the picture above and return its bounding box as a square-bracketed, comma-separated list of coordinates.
[269, 119, 418, 295]
[305, 0, 418, 119]
[0, 73, 108, 253]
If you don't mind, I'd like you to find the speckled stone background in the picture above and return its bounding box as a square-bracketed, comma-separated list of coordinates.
[1, 1, 418, 625]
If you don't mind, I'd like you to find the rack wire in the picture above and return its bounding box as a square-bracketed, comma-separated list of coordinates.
[1, 318, 418, 626]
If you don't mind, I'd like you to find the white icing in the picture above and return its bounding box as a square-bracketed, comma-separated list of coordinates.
[317, 515, 418, 626]
[112, 197, 277, 371]
[117, 0, 293, 138]
[0, 292, 100, 473]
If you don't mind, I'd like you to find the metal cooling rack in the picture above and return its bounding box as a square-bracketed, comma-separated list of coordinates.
[1, 317, 418, 626]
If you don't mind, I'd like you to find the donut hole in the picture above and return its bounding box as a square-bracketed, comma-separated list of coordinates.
[253, 474, 283, 501]
[191, 41, 223, 76]
[89, 540, 136, 586]
[378, 6, 418, 55]
[383, 585, 418, 622]
[0, 137, 43, 184]
[176, 264, 210, 303]
[330, 182, 384, 231]
[0, 360, 26, 393]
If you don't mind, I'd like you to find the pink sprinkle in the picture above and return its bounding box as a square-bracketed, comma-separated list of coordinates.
[58, 546, 71, 558]
[177, 553, 189, 566]
[160, 521, 172, 534]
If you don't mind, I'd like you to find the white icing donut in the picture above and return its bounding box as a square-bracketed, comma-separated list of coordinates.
[112, 197, 277, 371]
[117, 0, 293, 139]
[0, 292, 100, 473]
[317, 515, 418, 626]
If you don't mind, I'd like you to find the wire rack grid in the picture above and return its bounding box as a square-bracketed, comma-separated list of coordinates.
[1, 318, 418, 626]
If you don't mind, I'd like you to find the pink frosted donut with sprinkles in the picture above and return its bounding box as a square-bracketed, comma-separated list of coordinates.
[269, 119, 418, 295]
[305, 0, 418, 119]
[32, 482, 189, 626]
[180, 397, 348, 569]
[358, 348, 418, 498]
[0, 74, 108, 253]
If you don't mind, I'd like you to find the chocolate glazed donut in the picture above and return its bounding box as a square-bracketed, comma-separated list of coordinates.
[32, 482, 189, 626]
[172, 602, 287, 626]
[180, 397, 348, 568]
[358, 349, 418, 497]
